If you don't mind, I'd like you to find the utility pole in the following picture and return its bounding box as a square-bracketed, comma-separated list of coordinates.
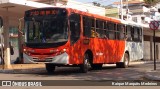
[126, 0, 129, 20]
[120, 0, 123, 20]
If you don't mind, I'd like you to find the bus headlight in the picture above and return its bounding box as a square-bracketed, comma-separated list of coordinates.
[63, 49, 66, 52]
[55, 49, 67, 56]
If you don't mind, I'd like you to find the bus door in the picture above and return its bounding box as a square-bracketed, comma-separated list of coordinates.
[69, 13, 82, 64]
[93, 20, 106, 63]
[115, 24, 126, 62]
[107, 22, 118, 63]
[131, 27, 143, 60]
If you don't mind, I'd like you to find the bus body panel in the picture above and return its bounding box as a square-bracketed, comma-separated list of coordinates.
[125, 42, 143, 61]
[68, 39, 83, 64]
[79, 38, 126, 64]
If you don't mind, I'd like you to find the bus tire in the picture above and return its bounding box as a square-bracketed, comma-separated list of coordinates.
[80, 53, 90, 73]
[116, 53, 129, 68]
[91, 64, 103, 70]
[45, 64, 56, 73]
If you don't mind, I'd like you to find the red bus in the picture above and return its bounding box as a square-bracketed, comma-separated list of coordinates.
[20, 7, 143, 73]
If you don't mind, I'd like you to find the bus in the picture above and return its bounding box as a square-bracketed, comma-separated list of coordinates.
[20, 7, 143, 73]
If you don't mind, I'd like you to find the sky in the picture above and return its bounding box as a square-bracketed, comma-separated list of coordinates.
[75, 0, 119, 6]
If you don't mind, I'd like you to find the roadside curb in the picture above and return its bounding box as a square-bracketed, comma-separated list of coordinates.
[130, 60, 153, 65]
[0, 64, 45, 73]
[0, 68, 45, 74]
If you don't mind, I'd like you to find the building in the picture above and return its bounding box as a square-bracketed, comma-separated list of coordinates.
[105, 7, 119, 18]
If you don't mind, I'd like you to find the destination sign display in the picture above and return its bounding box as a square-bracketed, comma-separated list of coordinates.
[30, 10, 58, 16]
[25, 8, 67, 17]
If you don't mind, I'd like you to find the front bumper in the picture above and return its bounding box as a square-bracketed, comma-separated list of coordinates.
[23, 52, 69, 64]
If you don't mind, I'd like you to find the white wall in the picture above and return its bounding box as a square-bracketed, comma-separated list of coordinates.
[56, 0, 105, 16]
[144, 41, 160, 61]
[144, 41, 151, 60]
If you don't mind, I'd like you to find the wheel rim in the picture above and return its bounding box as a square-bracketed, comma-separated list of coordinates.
[124, 54, 129, 66]
[84, 55, 90, 68]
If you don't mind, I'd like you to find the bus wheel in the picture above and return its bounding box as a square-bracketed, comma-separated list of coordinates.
[123, 53, 129, 68]
[91, 64, 103, 70]
[116, 53, 129, 68]
[45, 64, 56, 73]
[80, 53, 90, 73]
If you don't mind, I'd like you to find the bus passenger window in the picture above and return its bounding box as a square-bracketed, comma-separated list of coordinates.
[133, 27, 139, 41]
[69, 13, 80, 45]
[119, 25, 126, 40]
[83, 16, 91, 37]
[138, 27, 142, 42]
[102, 22, 108, 39]
[126, 25, 132, 41]
[117, 24, 123, 40]
[107, 22, 116, 40]
[96, 20, 103, 38]
[91, 29, 99, 37]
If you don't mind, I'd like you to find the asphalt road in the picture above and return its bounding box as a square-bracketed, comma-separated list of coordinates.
[0, 61, 160, 89]
[0, 61, 159, 80]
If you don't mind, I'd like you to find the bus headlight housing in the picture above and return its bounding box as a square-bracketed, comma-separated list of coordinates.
[55, 49, 67, 56]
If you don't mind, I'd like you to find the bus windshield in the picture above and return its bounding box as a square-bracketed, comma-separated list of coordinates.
[24, 11, 68, 48]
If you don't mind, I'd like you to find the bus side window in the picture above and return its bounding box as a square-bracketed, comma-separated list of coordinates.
[138, 27, 142, 42]
[96, 19, 104, 38]
[122, 25, 126, 40]
[91, 19, 97, 37]
[69, 13, 80, 45]
[126, 25, 132, 41]
[117, 24, 122, 40]
[102, 21, 108, 39]
[83, 16, 91, 37]
[108, 22, 116, 40]
[118, 24, 126, 40]
[133, 26, 139, 42]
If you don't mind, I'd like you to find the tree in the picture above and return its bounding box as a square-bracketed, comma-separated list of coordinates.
[92, 2, 101, 7]
[144, 0, 160, 6]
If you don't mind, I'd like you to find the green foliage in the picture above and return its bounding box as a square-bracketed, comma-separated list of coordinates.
[144, 0, 160, 6]
[92, 2, 101, 6]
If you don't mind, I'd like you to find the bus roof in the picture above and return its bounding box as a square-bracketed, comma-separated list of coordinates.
[66, 8, 121, 23]
[25, 7, 144, 28]
[119, 19, 142, 27]
[25, 7, 121, 23]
